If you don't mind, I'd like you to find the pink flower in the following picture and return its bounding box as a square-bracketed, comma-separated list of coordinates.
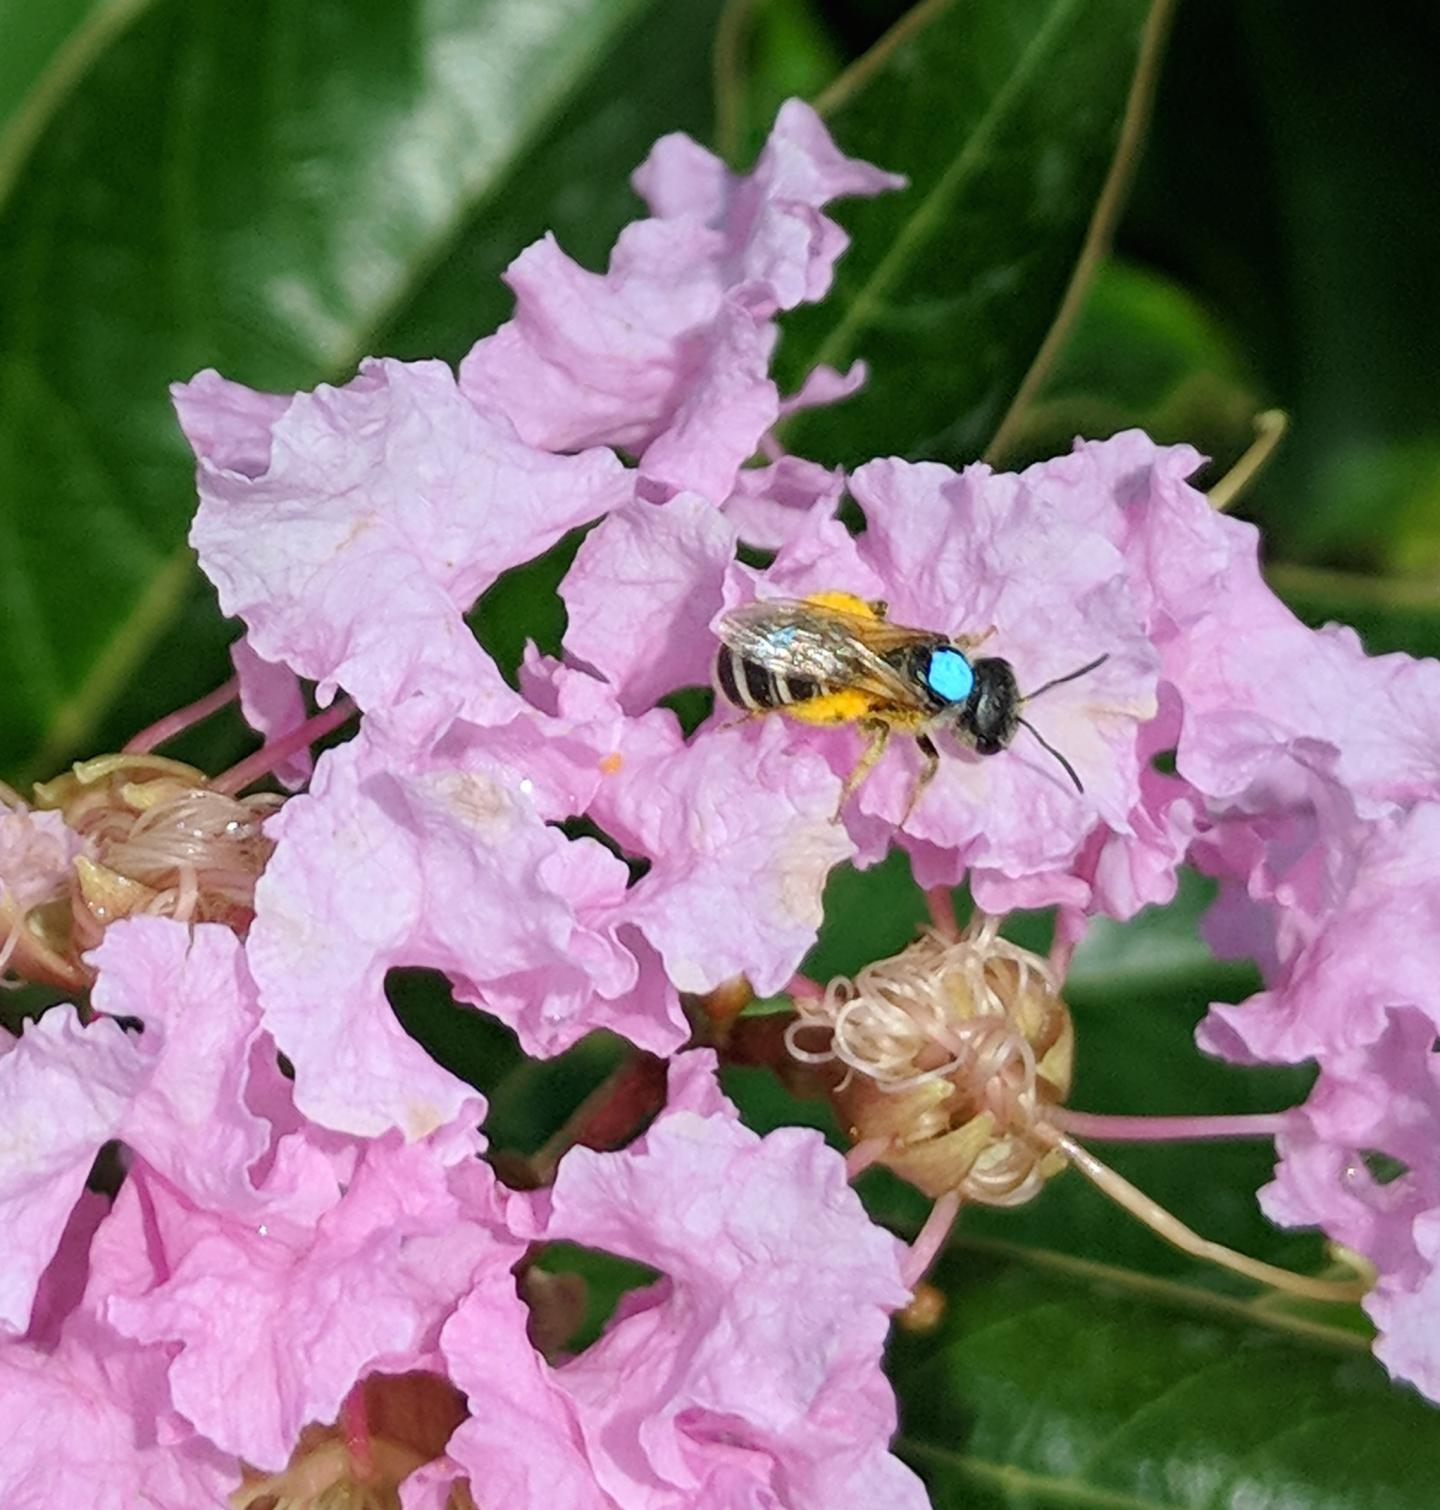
[509, 1051, 927, 1509]
[176, 358, 630, 745]
[1190, 800, 1440, 1398]
[247, 721, 689, 1139]
[0, 918, 272, 1336]
[587, 717, 856, 995]
[561, 452, 1162, 916]
[101, 1116, 509, 1472]
[460, 100, 902, 503]
[0, 1327, 235, 1508]
[1025, 432, 1440, 812]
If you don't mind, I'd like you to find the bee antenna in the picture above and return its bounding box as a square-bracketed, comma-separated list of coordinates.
[1017, 716, 1085, 794]
[1023, 653, 1109, 703]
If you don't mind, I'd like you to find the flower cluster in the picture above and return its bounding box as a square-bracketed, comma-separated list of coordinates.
[3, 91, 1440, 1507]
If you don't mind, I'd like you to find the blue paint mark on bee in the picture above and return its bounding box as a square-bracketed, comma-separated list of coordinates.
[923, 647, 975, 703]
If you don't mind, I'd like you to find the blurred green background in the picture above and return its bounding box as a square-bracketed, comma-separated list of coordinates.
[3, 0, 1439, 1503]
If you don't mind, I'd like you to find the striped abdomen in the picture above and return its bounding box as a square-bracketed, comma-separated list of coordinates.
[715, 646, 821, 711]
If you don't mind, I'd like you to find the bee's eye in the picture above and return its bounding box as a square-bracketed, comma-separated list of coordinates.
[924, 647, 975, 704]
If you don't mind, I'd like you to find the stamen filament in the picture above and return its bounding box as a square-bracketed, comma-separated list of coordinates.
[123, 677, 239, 754]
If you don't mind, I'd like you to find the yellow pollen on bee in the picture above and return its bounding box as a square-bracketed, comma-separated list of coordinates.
[802, 590, 881, 617]
[781, 688, 877, 726]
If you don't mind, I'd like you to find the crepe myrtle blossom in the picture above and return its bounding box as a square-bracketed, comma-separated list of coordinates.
[1191, 798, 1440, 1401]
[461, 99, 902, 505]
[2, 998, 922, 1509]
[424, 1052, 926, 1510]
[243, 665, 849, 1140]
[560, 447, 1165, 917]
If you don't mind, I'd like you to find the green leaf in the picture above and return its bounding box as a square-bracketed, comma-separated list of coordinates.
[776, 0, 1172, 468]
[0, 0, 724, 787]
[892, 1245, 1435, 1509]
[0, 0, 143, 196]
[995, 257, 1262, 480]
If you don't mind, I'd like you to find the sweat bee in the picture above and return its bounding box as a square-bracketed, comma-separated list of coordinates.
[715, 591, 1107, 820]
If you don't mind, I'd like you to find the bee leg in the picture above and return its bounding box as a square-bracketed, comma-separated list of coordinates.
[900, 733, 942, 826]
[718, 707, 767, 732]
[867, 599, 890, 619]
[954, 623, 997, 653]
[834, 720, 891, 821]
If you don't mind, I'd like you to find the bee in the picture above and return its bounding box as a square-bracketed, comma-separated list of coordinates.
[714, 591, 1107, 820]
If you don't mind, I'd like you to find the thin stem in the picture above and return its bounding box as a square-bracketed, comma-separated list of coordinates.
[711, 0, 754, 164]
[1051, 1109, 1292, 1143]
[1267, 561, 1440, 615]
[785, 972, 825, 1000]
[1038, 1125, 1368, 1303]
[903, 1190, 962, 1289]
[846, 1137, 889, 1181]
[210, 697, 355, 796]
[925, 886, 959, 940]
[1209, 408, 1289, 512]
[123, 677, 239, 754]
[526, 1051, 668, 1186]
[985, 0, 1179, 463]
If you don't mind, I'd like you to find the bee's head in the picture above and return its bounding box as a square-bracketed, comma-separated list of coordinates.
[966, 658, 1021, 754]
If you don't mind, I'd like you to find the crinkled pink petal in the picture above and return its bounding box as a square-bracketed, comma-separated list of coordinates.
[461, 101, 899, 502]
[1372, 1203, 1440, 1401]
[589, 719, 854, 995]
[106, 1116, 508, 1471]
[719, 454, 845, 550]
[560, 493, 737, 713]
[632, 98, 905, 311]
[635, 300, 781, 501]
[531, 1051, 924, 1509]
[1028, 432, 1440, 811]
[721, 508, 887, 610]
[171, 366, 288, 477]
[1080, 686, 1201, 917]
[1256, 1010, 1440, 1399]
[230, 637, 313, 789]
[249, 727, 685, 1138]
[89, 917, 274, 1212]
[1200, 802, 1440, 1064]
[426, 1273, 610, 1510]
[178, 358, 628, 741]
[0, 1331, 235, 1507]
[778, 359, 868, 419]
[0, 1010, 139, 1334]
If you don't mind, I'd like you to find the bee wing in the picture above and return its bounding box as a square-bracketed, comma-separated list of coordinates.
[717, 599, 932, 706]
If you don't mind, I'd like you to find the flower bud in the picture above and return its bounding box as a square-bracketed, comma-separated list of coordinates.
[788, 920, 1073, 1205]
[1, 754, 281, 988]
